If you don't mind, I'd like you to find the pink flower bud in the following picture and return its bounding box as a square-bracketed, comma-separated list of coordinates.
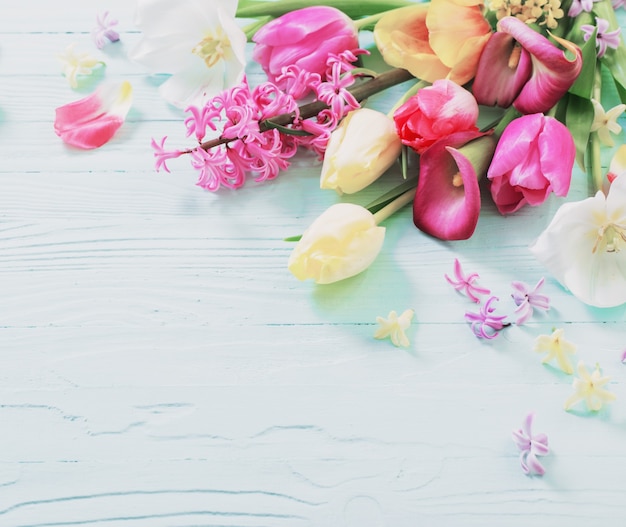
[252, 6, 358, 83]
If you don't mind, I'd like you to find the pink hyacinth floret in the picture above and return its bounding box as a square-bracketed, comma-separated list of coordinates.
[511, 277, 550, 325]
[464, 296, 508, 339]
[512, 412, 549, 476]
[445, 258, 491, 303]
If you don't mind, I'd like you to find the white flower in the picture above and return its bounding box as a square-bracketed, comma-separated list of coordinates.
[374, 309, 414, 347]
[530, 174, 626, 307]
[129, 0, 247, 109]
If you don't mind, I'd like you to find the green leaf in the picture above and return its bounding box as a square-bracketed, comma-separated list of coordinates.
[565, 93, 594, 169]
[284, 235, 302, 242]
[264, 121, 313, 136]
[568, 28, 597, 99]
[365, 177, 418, 215]
[236, 0, 415, 19]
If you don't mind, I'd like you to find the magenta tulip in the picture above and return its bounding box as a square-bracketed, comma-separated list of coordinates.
[473, 16, 582, 114]
[487, 114, 574, 215]
[252, 6, 358, 83]
[413, 131, 496, 240]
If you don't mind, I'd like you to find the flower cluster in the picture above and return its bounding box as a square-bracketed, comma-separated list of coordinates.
[53, 0, 626, 305]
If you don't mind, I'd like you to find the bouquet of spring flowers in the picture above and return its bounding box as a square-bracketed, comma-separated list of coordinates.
[57, 0, 626, 308]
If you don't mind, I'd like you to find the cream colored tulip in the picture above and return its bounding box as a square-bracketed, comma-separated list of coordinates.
[288, 203, 385, 284]
[320, 108, 402, 195]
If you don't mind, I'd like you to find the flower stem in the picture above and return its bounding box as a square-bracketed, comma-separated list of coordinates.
[354, 12, 385, 30]
[236, 0, 414, 19]
[589, 64, 603, 194]
[197, 68, 414, 152]
[242, 16, 273, 40]
[387, 80, 429, 117]
[373, 188, 416, 224]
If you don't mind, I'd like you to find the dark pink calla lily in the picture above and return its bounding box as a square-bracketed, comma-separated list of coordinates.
[473, 16, 582, 114]
[413, 131, 496, 240]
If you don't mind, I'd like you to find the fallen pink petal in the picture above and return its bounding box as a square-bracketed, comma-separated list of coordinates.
[54, 81, 133, 149]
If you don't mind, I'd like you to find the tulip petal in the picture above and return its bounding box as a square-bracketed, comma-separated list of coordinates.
[54, 81, 133, 149]
[288, 203, 386, 284]
[488, 114, 574, 214]
[320, 108, 401, 194]
[426, 0, 492, 84]
[374, 5, 452, 82]
[413, 131, 492, 240]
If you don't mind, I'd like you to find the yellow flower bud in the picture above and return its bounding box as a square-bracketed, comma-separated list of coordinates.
[320, 108, 402, 195]
[288, 203, 385, 284]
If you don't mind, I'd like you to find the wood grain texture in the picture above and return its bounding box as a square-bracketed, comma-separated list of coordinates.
[1, 1, 626, 526]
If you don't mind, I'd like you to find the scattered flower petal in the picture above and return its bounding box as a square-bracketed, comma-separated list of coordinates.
[564, 361, 616, 411]
[445, 258, 491, 303]
[54, 81, 133, 149]
[57, 43, 104, 89]
[534, 328, 577, 374]
[511, 278, 550, 325]
[620, 348, 626, 363]
[464, 296, 508, 339]
[374, 309, 415, 347]
[92, 11, 120, 49]
[512, 413, 549, 476]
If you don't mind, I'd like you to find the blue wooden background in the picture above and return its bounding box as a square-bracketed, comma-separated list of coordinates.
[1, 1, 625, 525]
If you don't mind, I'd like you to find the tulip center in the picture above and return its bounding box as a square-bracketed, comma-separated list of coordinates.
[593, 222, 626, 253]
[192, 28, 231, 68]
[452, 172, 464, 188]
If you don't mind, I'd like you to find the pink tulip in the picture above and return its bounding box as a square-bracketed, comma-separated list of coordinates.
[473, 16, 582, 114]
[413, 131, 496, 240]
[393, 79, 479, 154]
[252, 6, 358, 83]
[54, 81, 133, 149]
[487, 114, 574, 215]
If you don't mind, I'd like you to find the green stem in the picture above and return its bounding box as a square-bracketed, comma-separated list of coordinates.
[354, 12, 385, 30]
[589, 64, 603, 194]
[387, 80, 429, 117]
[236, 0, 415, 19]
[242, 16, 273, 40]
[372, 188, 416, 224]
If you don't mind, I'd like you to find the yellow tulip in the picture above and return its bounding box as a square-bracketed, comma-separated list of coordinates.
[288, 203, 385, 284]
[374, 0, 491, 85]
[320, 108, 402, 195]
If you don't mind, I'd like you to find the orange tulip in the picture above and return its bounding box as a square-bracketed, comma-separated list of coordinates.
[374, 0, 492, 85]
